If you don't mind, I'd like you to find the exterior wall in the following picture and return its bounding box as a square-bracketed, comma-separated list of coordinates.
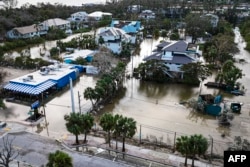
[130, 36, 136, 44]
[105, 42, 121, 54]
[6, 30, 41, 39]
[56, 70, 78, 88]
[165, 63, 182, 72]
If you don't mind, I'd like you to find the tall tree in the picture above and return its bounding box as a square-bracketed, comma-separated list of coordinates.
[2, 0, 18, 9]
[81, 112, 94, 143]
[189, 134, 208, 167]
[185, 13, 212, 43]
[211, 33, 239, 65]
[176, 136, 190, 166]
[64, 112, 83, 145]
[99, 113, 115, 147]
[116, 116, 137, 152]
[46, 150, 73, 167]
[180, 62, 212, 85]
[216, 60, 243, 88]
[84, 87, 97, 111]
[0, 136, 19, 167]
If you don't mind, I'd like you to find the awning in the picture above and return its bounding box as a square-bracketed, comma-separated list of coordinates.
[4, 80, 57, 95]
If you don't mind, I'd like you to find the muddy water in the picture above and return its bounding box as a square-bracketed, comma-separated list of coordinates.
[2, 28, 250, 146]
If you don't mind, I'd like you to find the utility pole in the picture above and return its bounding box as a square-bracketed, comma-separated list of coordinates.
[78, 91, 81, 114]
[70, 77, 75, 113]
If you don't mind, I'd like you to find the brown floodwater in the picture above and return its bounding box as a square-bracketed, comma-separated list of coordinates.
[1, 28, 250, 154]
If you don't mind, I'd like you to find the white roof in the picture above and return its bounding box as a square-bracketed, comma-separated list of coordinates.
[88, 11, 112, 18]
[63, 49, 95, 61]
[43, 18, 70, 27]
[10, 63, 78, 86]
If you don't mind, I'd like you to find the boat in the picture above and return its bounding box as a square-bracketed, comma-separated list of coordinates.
[204, 82, 227, 89]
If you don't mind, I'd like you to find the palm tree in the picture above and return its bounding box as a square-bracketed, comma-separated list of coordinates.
[84, 87, 96, 110]
[99, 113, 115, 147]
[189, 134, 208, 167]
[116, 116, 137, 152]
[176, 135, 190, 166]
[64, 112, 83, 145]
[81, 113, 94, 143]
[46, 150, 73, 167]
[113, 114, 123, 150]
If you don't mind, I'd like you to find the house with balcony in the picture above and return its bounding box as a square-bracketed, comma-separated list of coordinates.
[41, 18, 71, 31]
[6, 18, 71, 39]
[68, 11, 88, 22]
[110, 20, 142, 44]
[138, 10, 156, 20]
[143, 40, 201, 78]
[6, 24, 47, 39]
[96, 27, 131, 54]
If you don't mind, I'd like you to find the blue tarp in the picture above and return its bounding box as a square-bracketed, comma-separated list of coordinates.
[4, 80, 57, 95]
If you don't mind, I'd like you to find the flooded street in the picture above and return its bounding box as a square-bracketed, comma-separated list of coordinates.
[1, 28, 250, 155]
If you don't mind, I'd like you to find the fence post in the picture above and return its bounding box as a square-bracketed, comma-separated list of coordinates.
[209, 135, 213, 162]
[173, 132, 176, 152]
[139, 125, 142, 144]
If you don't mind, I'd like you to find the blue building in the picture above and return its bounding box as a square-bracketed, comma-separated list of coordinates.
[110, 20, 142, 44]
[63, 49, 96, 64]
[3, 63, 83, 105]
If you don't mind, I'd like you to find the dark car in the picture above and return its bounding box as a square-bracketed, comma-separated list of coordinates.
[230, 90, 244, 96]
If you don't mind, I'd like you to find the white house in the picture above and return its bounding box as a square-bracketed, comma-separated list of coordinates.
[41, 18, 71, 30]
[68, 11, 88, 22]
[6, 18, 72, 39]
[88, 11, 112, 21]
[96, 27, 131, 54]
[110, 20, 142, 44]
[143, 40, 201, 78]
[6, 24, 47, 39]
[138, 10, 156, 19]
[201, 14, 219, 28]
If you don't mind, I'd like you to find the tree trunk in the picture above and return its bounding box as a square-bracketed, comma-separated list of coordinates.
[185, 154, 187, 166]
[84, 132, 87, 143]
[76, 134, 79, 144]
[192, 154, 195, 167]
[108, 131, 111, 147]
[122, 137, 125, 152]
[115, 134, 118, 150]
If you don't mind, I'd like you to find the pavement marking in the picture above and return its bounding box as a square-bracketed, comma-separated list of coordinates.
[62, 134, 68, 140]
[4, 127, 11, 131]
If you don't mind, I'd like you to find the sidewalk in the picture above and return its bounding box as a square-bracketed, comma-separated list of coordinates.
[62, 134, 222, 167]
[1, 122, 223, 167]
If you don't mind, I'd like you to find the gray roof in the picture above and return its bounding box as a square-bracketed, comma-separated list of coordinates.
[166, 54, 193, 64]
[163, 40, 188, 52]
[143, 53, 193, 64]
[156, 41, 171, 48]
[143, 52, 162, 61]
[14, 24, 40, 34]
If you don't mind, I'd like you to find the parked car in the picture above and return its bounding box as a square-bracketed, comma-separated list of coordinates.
[0, 121, 7, 128]
[230, 90, 244, 96]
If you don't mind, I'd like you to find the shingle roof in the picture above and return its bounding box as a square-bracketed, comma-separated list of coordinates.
[156, 41, 171, 48]
[166, 54, 193, 64]
[163, 40, 188, 52]
[43, 18, 69, 27]
[14, 24, 40, 34]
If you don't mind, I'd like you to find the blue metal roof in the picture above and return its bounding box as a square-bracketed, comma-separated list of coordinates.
[4, 80, 57, 95]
